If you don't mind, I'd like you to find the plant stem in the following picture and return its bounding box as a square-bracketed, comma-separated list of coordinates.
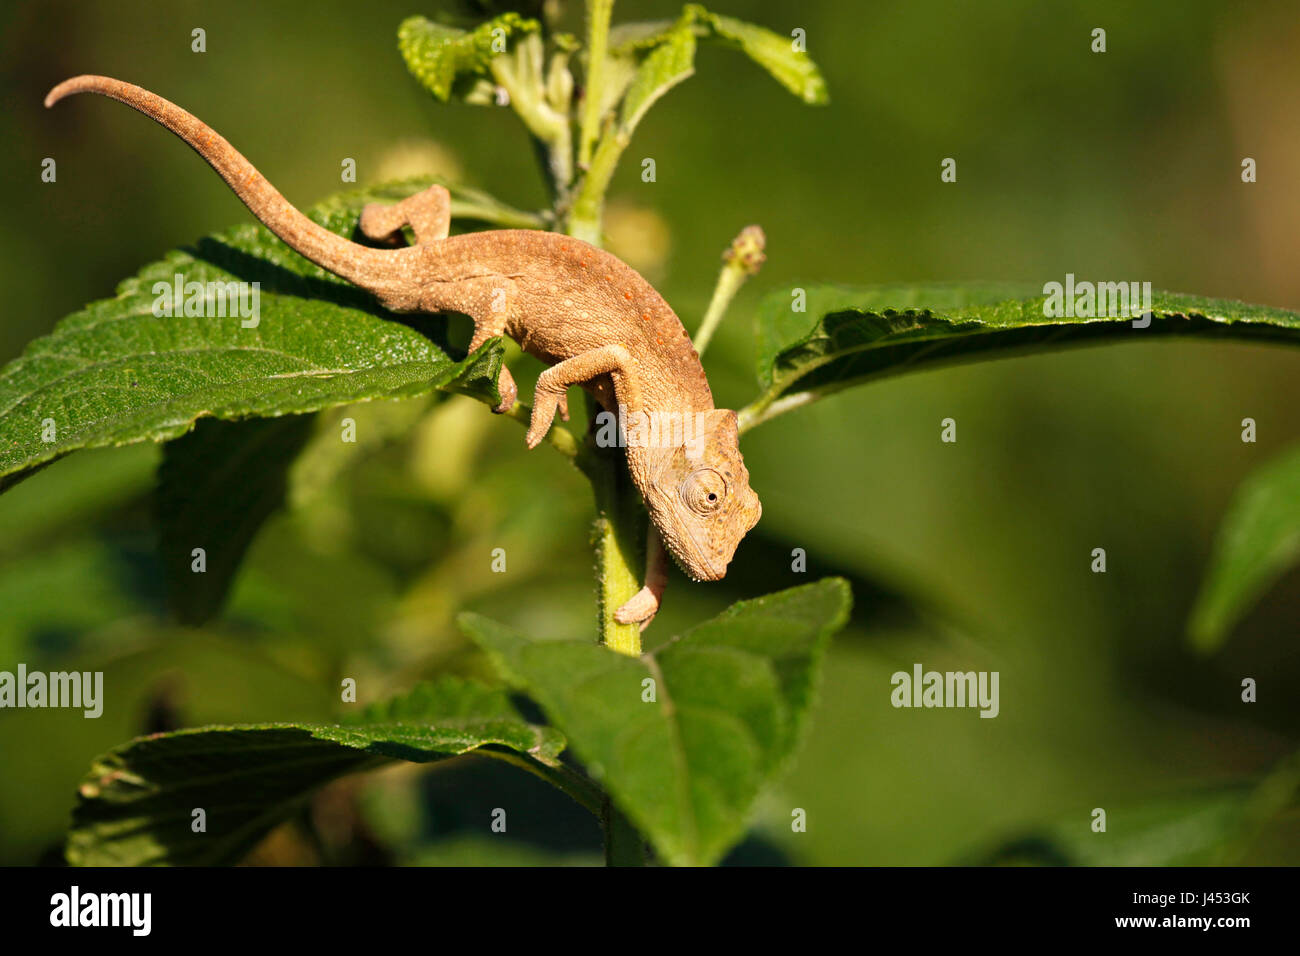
[566, 130, 623, 244]
[737, 388, 813, 435]
[693, 225, 767, 356]
[577, 415, 645, 656]
[447, 199, 548, 230]
[491, 36, 573, 194]
[497, 397, 648, 661]
[579, 0, 615, 169]
[602, 797, 647, 866]
[531, 3, 648, 864]
[485, 751, 605, 816]
[566, 0, 620, 243]
[501, 401, 580, 457]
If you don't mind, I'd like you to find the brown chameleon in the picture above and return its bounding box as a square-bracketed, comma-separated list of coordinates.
[46, 75, 762, 627]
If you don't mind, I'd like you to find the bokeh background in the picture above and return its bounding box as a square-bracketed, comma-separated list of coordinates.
[1, 0, 1298, 865]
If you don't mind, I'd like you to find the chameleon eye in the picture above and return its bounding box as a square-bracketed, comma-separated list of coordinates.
[681, 469, 726, 515]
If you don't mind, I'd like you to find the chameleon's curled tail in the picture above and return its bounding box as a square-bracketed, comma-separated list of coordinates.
[46, 75, 394, 287]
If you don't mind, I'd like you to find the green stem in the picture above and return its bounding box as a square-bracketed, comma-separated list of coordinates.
[694, 267, 745, 357]
[485, 751, 605, 816]
[602, 796, 647, 866]
[579, 0, 615, 168]
[523, 7, 648, 864]
[448, 199, 549, 230]
[737, 387, 811, 435]
[501, 401, 580, 458]
[566, 130, 623, 243]
[500, 395, 642, 656]
[693, 225, 767, 356]
[736, 360, 864, 435]
[565, 1, 620, 243]
[577, 419, 645, 656]
[491, 37, 573, 194]
[496, 400, 648, 663]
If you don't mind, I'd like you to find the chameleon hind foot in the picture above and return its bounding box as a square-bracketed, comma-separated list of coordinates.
[359, 184, 451, 245]
[492, 364, 518, 414]
[466, 316, 516, 414]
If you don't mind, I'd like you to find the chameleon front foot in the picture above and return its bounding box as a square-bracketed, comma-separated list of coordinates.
[612, 530, 668, 631]
[614, 586, 660, 631]
[524, 345, 638, 449]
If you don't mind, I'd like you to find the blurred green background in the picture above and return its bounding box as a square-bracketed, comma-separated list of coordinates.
[1, 0, 1298, 865]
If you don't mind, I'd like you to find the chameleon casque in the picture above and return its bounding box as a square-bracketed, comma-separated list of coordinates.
[46, 75, 762, 628]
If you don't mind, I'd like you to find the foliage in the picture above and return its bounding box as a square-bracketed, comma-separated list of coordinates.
[1189, 442, 1300, 651]
[0, 1, 1295, 867]
[68, 677, 566, 865]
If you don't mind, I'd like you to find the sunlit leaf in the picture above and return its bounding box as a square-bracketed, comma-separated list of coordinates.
[461, 578, 851, 866]
[0, 179, 507, 493]
[609, 6, 829, 105]
[398, 13, 540, 102]
[745, 284, 1300, 430]
[687, 5, 829, 105]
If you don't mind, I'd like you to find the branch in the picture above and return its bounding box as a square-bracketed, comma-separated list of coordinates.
[498, 401, 580, 458]
[490, 35, 573, 193]
[694, 225, 766, 356]
[578, 0, 615, 168]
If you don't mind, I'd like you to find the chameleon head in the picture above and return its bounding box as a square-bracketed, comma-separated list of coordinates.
[641, 408, 762, 582]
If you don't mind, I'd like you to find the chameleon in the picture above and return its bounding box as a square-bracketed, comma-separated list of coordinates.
[45, 75, 762, 627]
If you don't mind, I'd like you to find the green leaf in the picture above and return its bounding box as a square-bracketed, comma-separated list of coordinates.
[66, 677, 566, 866]
[609, 7, 829, 106]
[973, 791, 1258, 866]
[686, 5, 829, 105]
[581, 13, 697, 170]
[971, 753, 1300, 865]
[571, 15, 698, 240]
[0, 178, 507, 492]
[157, 415, 315, 626]
[617, 18, 697, 133]
[608, 19, 678, 55]
[746, 283, 1300, 429]
[405, 834, 601, 867]
[442, 179, 549, 229]
[398, 13, 540, 102]
[0, 538, 149, 663]
[1189, 443, 1300, 651]
[460, 578, 852, 866]
[0, 444, 156, 559]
